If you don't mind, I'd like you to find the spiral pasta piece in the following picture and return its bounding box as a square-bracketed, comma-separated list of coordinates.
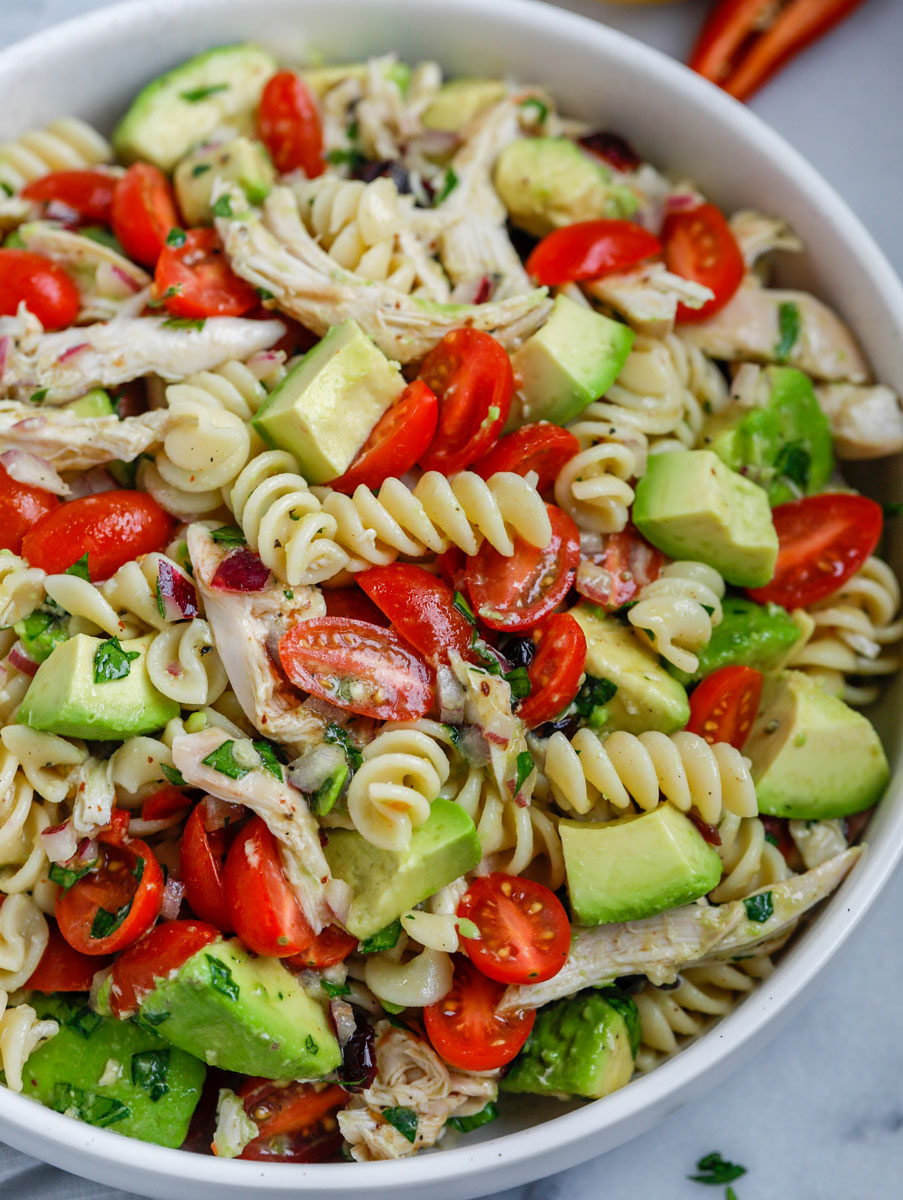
[554, 404, 647, 534]
[0, 892, 49, 992]
[145, 619, 229, 709]
[347, 728, 451, 852]
[150, 396, 252, 517]
[0, 116, 112, 194]
[709, 810, 794, 903]
[0, 990, 59, 1092]
[0, 747, 58, 899]
[0, 552, 46, 629]
[0, 726, 87, 805]
[628, 561, 725, 675]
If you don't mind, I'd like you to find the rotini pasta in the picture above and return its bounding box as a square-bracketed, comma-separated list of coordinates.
[708, 810, 794, 904]
[554, 404, 647, 534]
[0, 892, 49, 992]
[0, 116, 112, 194]
[347, 727, 452, 852]
[0, 991, 58, 1093]
[628, 561, 725, 674]
[145, 619, 229, 709]
[0, 745, 58, 899]
[0, 552, 46, 630]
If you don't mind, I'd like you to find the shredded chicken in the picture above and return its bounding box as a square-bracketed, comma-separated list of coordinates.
[585, 263, 714, 338]
[814, 382, 903, 459]
[449, 650, 529, 797]
[729, 209, 803, 270]
[0, 402, 172, 470]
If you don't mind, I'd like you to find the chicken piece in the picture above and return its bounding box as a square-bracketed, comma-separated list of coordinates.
[729, 209, 802, 271]
[500, 848, 860, 1010]
[449, 650, 530, 798]
[680, 283, 869, 383]
[187, 523, 328, 745]
[0, 309, 286, 402]
[172, 726, 333, 931]
[789, 819, 849, 870]
[814, 382, 903, 459]
[0, 402, 173, 471]
[585, 263, 714, 338]
[214, 184, 551, 363]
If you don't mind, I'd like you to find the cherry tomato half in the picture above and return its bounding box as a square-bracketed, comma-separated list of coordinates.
[154, 227, 258, 319]
[224, 817, 314, 957]
[574, 526, 663, 611]
[424, 956, 535, 1071]
[284, 925, 358, 971]
[687, 664, 764, 750]
[458, 873, 570, 985]
[322, 586, 389, 626]
[0, 248, 80, 330]
[466, 504, 581, 632]
[141, 786, 192, 821]
[526, 219, 661, 286]
[419, 329, 514, 474]
[516, 612, 587, 728]
[0, 463, 60, 554]
[472, 422, 580, 493]
[22, 490, 174, 581]
[56, 837, 163, 956]
[111, 163, 180, 269]
[21, 169, 116, 225]
[330, 381, 438, 493]
[279, 617, 435, 721]
[357, 563, 474, 667]
[110, 919, 220, 1018]
[747, 493, 883, 609]
[180, 800, 245, 932]
[26, 923, 108, 992]
[257, 70, 325, 177]
[236, 1080, 345, 1162]
[662, 203, 745, 323]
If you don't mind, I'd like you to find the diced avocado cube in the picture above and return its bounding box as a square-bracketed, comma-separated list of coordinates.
[705, 367, 834, 505]
[501, 989, 639, 1099]
[252, 320, 403, 484]
[422, 79, 507, 132]
[493, 137, 637, 238]
[20, 996, 204, 1148]
[632, 450, 778, 588]
[508, 294, 635, 428]
[113, 44, 277, 172]
[65, 389, 114, 418]
[745, 670, 889, 819]
[570, 603, 690, 734]
[670, 597, 802, 686]
[560, 804, 723, 925]
[140, 940, 341, 1078]
[174, 136, 274, 226]
[323, 798, 481, 939]
[17, 633, 179, 739]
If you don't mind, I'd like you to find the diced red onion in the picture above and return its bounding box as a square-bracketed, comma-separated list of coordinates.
[288, 742, 346, 794]
[45, 200, 81, 225]
[485, 730, 509, 747]
[0, 337, 8, 375]
[127, 814, 185, 837]
[666, 192, 702, 214]
[8, 642, 39, 677]
[56, 342, 89, 364]
[449, 275, 494, 305]
[11, 416, 46, 433]
[160, 877, 185, 921]
[0, 450, 70, 496]
[330, 997, 357, 1048]
[210, 548, 271, 592]
[41, 820, 78, 864]
[76, 837, 99, 866]
[67, 466, 117, 498]
[576, 559, 614, 606]
[324, 877, 352, 925]
[458, 725, 491, 767]
[578, 531, 605, 556]
[110, 265, 142, 294]
[409, 129, 461, 159]
[203, 795, 245, 832]
[437, 664, 466, 725]
[157, 558, 199, 620]
[578, 131, 642, 173]
[302, 696, 353, 725]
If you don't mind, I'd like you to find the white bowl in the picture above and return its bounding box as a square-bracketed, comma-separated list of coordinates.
[1, 1, 902, 1196]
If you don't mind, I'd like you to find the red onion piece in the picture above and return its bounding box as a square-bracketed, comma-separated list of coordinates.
[324, 877, 352, 925]
[110, 265, 142, 293]
[288, 742, 346, 794]
[160, 877, 185, 921]
[41, 821, 78, 864]
[157, 558, 200, 620]
[666, 192, 702, 214]
[0, 450, 69, 496]
[575, 559, 615, 605]
[458, 725, 491, 768]
[0, 337, 8, 375]
[578, 130, 642, 173]
[76, 837, 99, 866]
[67, 466, 118, 498]
[437, 664, 466, 726]
[8, 642, 39, 677]
[203, 795, 245, 832]
[210, 548, 271, 592]
[57, 342, 89, 364]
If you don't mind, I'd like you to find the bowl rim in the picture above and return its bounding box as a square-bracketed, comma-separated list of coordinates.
[1, 0, 903, 1193]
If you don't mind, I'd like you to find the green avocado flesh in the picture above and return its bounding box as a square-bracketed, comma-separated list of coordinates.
[174, 136, 274, 225]
[671, 597, 802, 686]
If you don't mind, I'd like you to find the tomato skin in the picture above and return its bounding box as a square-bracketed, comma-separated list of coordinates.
[22, 490, 173, 581]
[330, 381, 438, 493]
[424, 957, 535, 1071]
[322, 586, 389, 626]
[0, 463, 60, 554]
[419, 329, 515, 474]
[279, 617, 435, 721]
[575, 526, 663, 611]
[748, 493, 883, 609]
[224, 817, 314, 957]
[26, 924, 108, 992]
[141, 786, 191, 821]
[110, 919, 220, 1018]
[21, 169, 116, 225]
[257, 70, 325, 177]
[55, 837, 163, 956]
[516, 612, 587, 728]
[357, 564, 474, 667]
[111, 163, 180, 268]
[458, 873, 570, 985]
[284, 925, 358, 970]
[662, 203, 745, 323]
[180, 802, 240, 932]
[687, 665, 763, 750]
[466, 504, 581, 632]
[472, 423, 580, 493]
[154, 227, 258, 318]
[526, 219, 661, 286]
[236, 1079, 345, 1162]
[0, 248, 80, 330]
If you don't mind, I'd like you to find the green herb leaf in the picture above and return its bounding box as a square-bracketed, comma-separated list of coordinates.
[192, 162, 212, 177]
[382, 1106, 418, 1144]
[162, 316, 206, 332]
[165, 227, 187, 247]
[209, 524, 247, 545]
[161, 763, 186, 787]
[49, 859, 95, 892]
[321, 980, 351, 998]
[304, 1034, 319, 1056]
[180, 83, 230, 102]
[256, 287, 275, 301]
[688, 1152, 747, 1186]
[202, 739, 250, 781]
[726, 1189, 739, 1200]
[448, 1101, 498, 1133]
[434, 168, 458, 206]
[445, 724, 461, 746]
[15, 609, 69, 664]
[882, 501, 903, 519]
[254, 739, 284, 781]
[504, 665, 532, 701]
[743, 891, 774, 924]
[66, 553, 91, 581]
[763, 830, 778, 847]
[359, 919, 402, 954]
[131, 1049, 170, 1102]
[93, 636, 140, 684]
[774, 441, 810, 490]
[311, 763, 349, 815]
[325, 723, 363, 772]
[29, 388, 49, 405]
[325, 147, 365, 168]
[574, 675, 617, 722]
[514, 750, 535, 796]
[90, 899, 133, 940]
[133, 1008, 170, 1028]
[775, 300, 801, 363]
[52, 1083, 130, 1128]
[211, 195, 233, 219]
[65, 1004, 103, 1039]
[453, 591, 476, 624]
[519, 97, 548, 123]
[206, 954, 239, 1000]
[470, 630, 503, 675]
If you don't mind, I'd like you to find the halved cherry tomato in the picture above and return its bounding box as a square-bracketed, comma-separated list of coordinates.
[747, 493, 883, 609]
[424, 957, 535, 1071]
[662, 203, 745, 323]
[279, 617, 435, 721]
[109, 919, 220, 1018]
[322, 586, 389, 626]
[687, 664, 763, 749]
[257, 70, 325, 177]
[224, 817, 314, 957]
[516, 612, 587, 728]
[111, 163, 180, 268]
[526, 219, 661, 286]
[436, 545, 468, 594]
[141, 786, 192, 822]
[466, 504, 581, 632]
[181, 800, 244, 932]
[56, 837, 163, 956]
[330, 381, 438, 493]
[154, 227, 258, 318]
[419, 329, 514, 474]
[97, 807, 131, 845]
[357, 564, 474, 667]
[236, 1080, 345, 1162]
[284, 925, 358, 971]
[22, 490, 174, 580]
[575, 526, 663, 611]
[26, 923, 108, 992]
[457, 873, 570, 985]
[472, 423, 580, 493]
[0, 463, 60, 554]
[0, 248, 80, 330]
[21, 169, 116, 225]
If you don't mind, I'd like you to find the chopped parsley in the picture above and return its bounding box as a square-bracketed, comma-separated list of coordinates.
[359, 919, 402, 954]
[325, 722, 363, 772]
[256, 287, 275, 301]
[382, 1106, 418, 1144]
[192, 162, 212, 177]
[64, 1004, 103, 1039]
[453, 591, 476, 624]
[519, 97, 548, 123]
[504, 665, 531, 701]
[574, 675, 617, 727]
[743, 892, 774, 924]
[445, 723, 461, 746]
[882, 501, 903, 519]
[254, 739, 284, 781]
[688, 1152, 747, 1186]
[434, 167, 458, 206]
[448, 1101, 498, 1133]
[470, 629, 503, 675]
[133, 1009, 170, 1029]
[65, 553, 91, 581]
[49, 860, 95, 893]
[29, 388, 49, 405]
[15, 609, 69, 663]
[763, 830, 779, 847]
[774, 300, 801, 363]
[209, 524, 247, 545]
[91, 897, 135, 940]
[325, 147, 365, 168]
[202, 739, 252, 780]
[131, 1049, 170, 1102]
[321, 980, 351, 999]
[161, 763, 186, 787]
[165, 227, 187, 247]
[180, 83, 230, 102]
[514, 750, 535, 796]
[93, 637, 140, 684]
[304, 1034, 319, 1056]
[52, 1083, 130, 1128]
[774, 440, 810, 490]
[206, 954, 239, 1000]
[162, 316, 206, 332]
[211, 195, 233, 218]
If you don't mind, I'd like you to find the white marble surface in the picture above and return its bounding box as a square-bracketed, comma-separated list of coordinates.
[1, 1, 903, 1197]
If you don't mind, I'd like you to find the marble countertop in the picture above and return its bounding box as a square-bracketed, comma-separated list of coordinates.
[2, 1, 903, 1197]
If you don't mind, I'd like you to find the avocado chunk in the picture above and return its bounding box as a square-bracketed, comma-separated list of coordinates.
[501, 989, 639, 1099]
[705, 367, 834, 505]
[140, 940, 341, 1078]
[570, 603, 690, 734]
[252, 319, 404, 484]
[632, 450, 778, 588]
[65, 389, 114, 418]
[508, 294, 635, 428]
[174, 136, 275, 226]
[323, 798, 481, 938]
[422, 79, 507, 131]
[561, 804, 723, 925]
[20, 996, 204, 1147]
[494, 137, 637, 238]
[670, 597, 802, 686]
[113, 44, 277, 172]
[301, 60, 411, 99]
[17, 633, 179, 739]
[745, 670, 889, 819]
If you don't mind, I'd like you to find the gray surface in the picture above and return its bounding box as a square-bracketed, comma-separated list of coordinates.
[1, 0, 903, 1197]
